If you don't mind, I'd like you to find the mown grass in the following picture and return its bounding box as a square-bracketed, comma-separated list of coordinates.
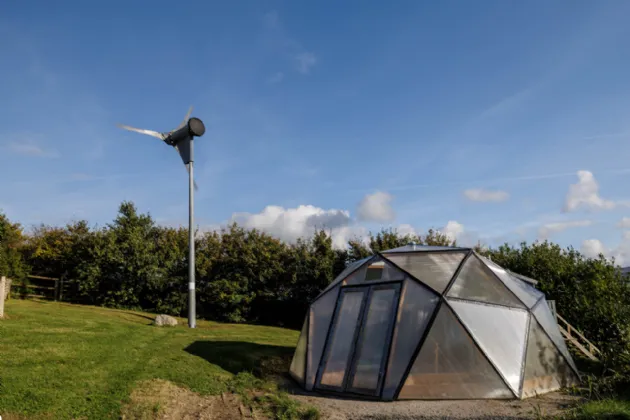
[0, 299, 316, 419]
[564, 399, 630, 419]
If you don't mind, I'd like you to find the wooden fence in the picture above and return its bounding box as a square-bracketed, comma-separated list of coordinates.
[13, 275, 66, 301]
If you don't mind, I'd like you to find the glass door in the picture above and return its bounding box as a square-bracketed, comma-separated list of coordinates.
[315, 287, 368, 391]
[315, 283, 401, 397]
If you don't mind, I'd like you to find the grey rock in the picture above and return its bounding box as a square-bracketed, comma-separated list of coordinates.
[154, 314, 178, 327]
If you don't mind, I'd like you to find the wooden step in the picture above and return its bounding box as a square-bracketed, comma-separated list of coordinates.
[558, 325, 599, 361]
[556, 313, 601, 361]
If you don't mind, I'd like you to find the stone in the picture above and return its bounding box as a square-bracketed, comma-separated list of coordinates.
[3, 277, 10, 300]
[153, 314, 178, 327]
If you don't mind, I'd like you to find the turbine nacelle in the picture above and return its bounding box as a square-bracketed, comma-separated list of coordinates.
[117, 106, 205, 189]
[164, 117, 206, 146]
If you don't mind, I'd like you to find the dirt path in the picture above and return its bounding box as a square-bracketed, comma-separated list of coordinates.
[122, 379, 261, 420]
[290, 391, 579, 420]
[122, 378, 579, 420]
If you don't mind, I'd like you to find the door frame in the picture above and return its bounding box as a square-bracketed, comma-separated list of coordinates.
[314, 281, 402, 397]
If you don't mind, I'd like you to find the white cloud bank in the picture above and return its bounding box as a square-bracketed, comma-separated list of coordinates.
[230, 204, 365, 249]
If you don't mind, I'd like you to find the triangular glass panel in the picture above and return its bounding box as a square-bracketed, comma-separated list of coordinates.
[398, 304, 514, 399]
[522, 318, 579, 398]
[448, 299, 528, 394]
[479, 256, 544, 308]
[446, 255, 525, 309]
[316, 256, 372, 299]
[306, 287, 339, 390]
[384, 252, 466, 294]
[532, 301, 578, 374]
[382, 279, 439, 400]
[289, 316, 308, 385]
[345, 256, 405, 286]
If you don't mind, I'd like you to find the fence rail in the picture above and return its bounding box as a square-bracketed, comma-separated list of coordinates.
[12, 275, 66, 301]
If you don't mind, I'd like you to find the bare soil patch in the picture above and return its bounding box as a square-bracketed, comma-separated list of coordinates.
[122, 379, 267, 420]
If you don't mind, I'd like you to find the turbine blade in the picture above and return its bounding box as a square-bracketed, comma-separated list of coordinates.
[117, 124, 164, 139]
[176, 144, 198, 191]
[183, 106, 193, 125]
[175, 105, 193, 131]
[187, 163, 199, 191]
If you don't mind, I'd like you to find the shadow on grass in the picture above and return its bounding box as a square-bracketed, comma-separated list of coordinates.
[185, 341, 295, 378]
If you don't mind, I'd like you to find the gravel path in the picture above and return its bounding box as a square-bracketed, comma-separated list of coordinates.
[289, 392, 579, 419]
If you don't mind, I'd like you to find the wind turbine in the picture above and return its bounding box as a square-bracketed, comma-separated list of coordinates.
[117, 106, 206, 328]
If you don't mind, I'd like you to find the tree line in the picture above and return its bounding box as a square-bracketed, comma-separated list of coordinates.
[1, 201, 629, 372]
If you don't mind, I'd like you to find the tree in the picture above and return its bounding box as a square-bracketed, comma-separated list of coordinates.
[97, 201, 164, 309]
[0, 212, 27, 280]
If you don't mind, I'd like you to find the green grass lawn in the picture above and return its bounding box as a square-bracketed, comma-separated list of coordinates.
[566, 399, 630, 419]
[0, 299, 303, 419]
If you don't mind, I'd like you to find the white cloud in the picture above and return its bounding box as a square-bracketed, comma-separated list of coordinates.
[463, 188, 509, 202]
[295, 52, 317, 74]
[267, 72, 284, 84]
[396, 223, 417, 237]
[582, 239, 608, 259]
[357, 191, 395, 222]
[230, 204, 360, 248]
[618, 217, 630, 228]
[538, 219, 592, 238]
[8, 141, 59, 158]
[581, 234, 630, 267]
[563, 170, 616, 212]
[441, 220, 465, 241]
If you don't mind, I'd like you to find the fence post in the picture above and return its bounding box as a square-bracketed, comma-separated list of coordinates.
[0, 276, 6, 319]
[59, 276, 64, 301]
[54, 278, 59, 301]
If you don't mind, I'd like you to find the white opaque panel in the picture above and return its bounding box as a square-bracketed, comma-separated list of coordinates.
[319, 290, 365, 387]
[306, 288, 338, 390]
[289, 316, 308, 385]
[399, 305, 514, 399]
[382, 279, 439, 400]
[532, 301, 578, 374]
[522, 318, 579, 398]
[447, 255, 525, 309]
[384, 252, 466, 294]
[449, 299, 528, 394]
[479, 256, 544, 308]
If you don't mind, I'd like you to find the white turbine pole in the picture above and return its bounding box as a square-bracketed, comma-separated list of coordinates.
[188, 141, 196, 329]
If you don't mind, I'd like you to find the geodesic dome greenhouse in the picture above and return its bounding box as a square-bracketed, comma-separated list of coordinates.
[289, 245, 579, 400]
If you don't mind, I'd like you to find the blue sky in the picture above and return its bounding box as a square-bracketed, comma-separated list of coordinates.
[2, 1, 630, 262]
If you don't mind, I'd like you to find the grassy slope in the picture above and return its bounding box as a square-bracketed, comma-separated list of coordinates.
[0, 300, 299, 419]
